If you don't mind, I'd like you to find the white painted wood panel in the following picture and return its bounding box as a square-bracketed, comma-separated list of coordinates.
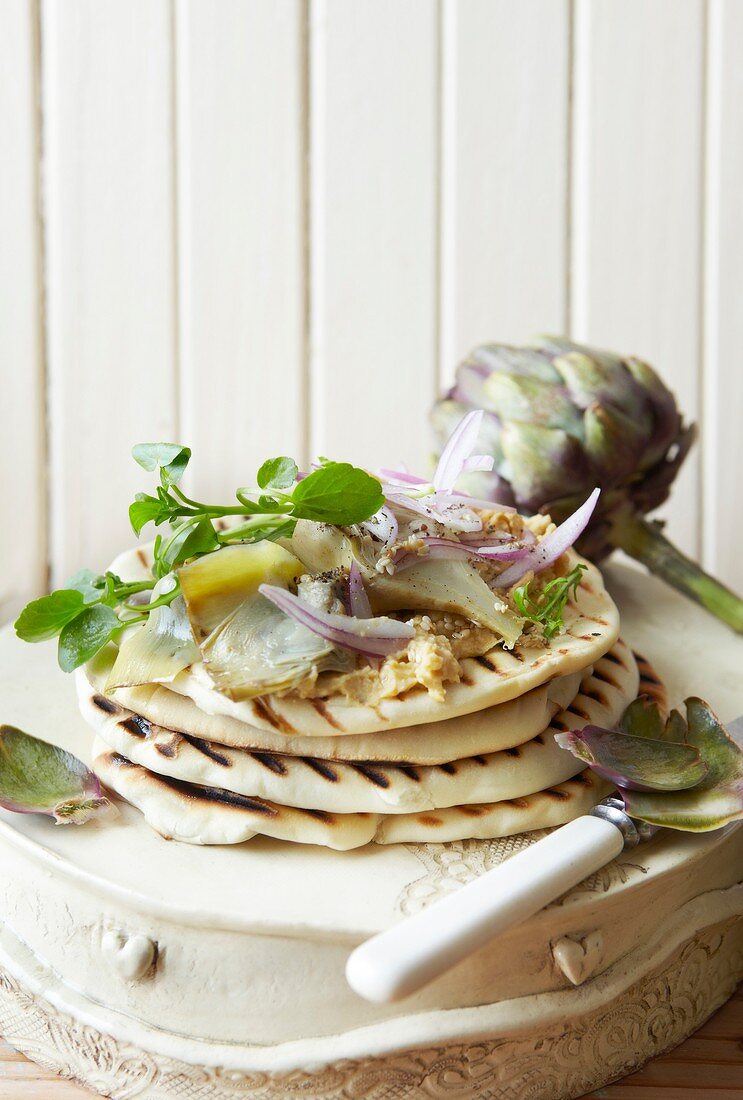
[702, 0, 743, 593]
[0, 0, 46, 619]
[309, 0, 439, 475]
[42, 0, 178, 584]
[439, 0, 570, 386]
[175, 0, 307, 498]
[571, 0, 705, 559]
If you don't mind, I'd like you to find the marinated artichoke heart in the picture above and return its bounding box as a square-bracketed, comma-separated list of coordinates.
[176, 542, 350, 701]
[291, 517, 526, 647]
[107, 509, 580, 706]
[200, 594, 351, 701]
[106, 576, 200, 690]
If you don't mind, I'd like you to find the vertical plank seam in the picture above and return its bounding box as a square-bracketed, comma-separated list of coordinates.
[307, 0, 325, 461]
[564, 0, 575, 338]
[32, 0, 51, 595]
[437, 0, 456, 388]
[697, 0, 710, 568]
[300, 0, 312, 469]
[700, 0, 719, 572]
[432, 0, 443, 406]
[169, 0, 182, 445]
[568, 0, 588, 341]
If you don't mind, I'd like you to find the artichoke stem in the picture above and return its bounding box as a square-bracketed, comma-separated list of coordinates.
[617, 514, 743, 634]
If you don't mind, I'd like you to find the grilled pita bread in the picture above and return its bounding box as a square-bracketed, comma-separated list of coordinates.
[79, 638, 639, 763]
[105, 544, 620, 736]
[92, 740, 612, 851]
[83, 645, 641, 813]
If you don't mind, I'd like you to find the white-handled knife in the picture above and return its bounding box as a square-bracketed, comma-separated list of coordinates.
[346, 715, 743, 1005]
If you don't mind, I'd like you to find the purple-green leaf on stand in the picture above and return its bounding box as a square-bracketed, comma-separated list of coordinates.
[621, 698, 743, 831]
[554, 725, 707, 792]
[0, 725, 110, 825]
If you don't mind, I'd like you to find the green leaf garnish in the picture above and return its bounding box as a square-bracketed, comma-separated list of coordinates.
[15, 445, 385, 672]
[58, 604, 121, 672]
[513, 563, 587, 638]
[291, 463, 384, 524]
[132, 443, 191, 485]
[15, 590, 87, 642]
[256, 456, 299, 491]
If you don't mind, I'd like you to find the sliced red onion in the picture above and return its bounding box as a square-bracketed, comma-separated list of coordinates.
[432, 410, 485, 492]
[377, 467, 429, 487]
[433, 492, 516, 514]
[458, 528, 520, 545]
[361, 505, 398, 550]
[259, 584, 414, 658]
[393, 537, 532, 571]
[492, 488, 601, 588]
[348, 561, 373, 618]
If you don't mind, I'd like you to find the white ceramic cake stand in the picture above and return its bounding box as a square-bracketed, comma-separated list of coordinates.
[0, 561, 741, 1100]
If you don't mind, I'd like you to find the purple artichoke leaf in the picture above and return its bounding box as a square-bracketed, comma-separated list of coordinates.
[622, 698, 743, 831]
[554, 725, 707, 793]
[618, 696, 669, 740]
[0, 724, 110, 825]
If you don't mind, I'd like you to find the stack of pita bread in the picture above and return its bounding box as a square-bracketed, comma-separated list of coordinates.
[77, 543, 655, 851]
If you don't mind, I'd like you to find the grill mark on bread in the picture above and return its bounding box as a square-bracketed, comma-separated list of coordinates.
[157, 774, 279, 816]
[569, 771, 591, 786]
[602, 649, 625, 667]
[459, 671, 473, 686]
[459, 805, 488, 817]
[155, 741, 177, 758]
[310, 699, 345, 731]
[634, 653, 661, 684]
[305, 758, 339, 782]
[182, 735, 231, 766]
[472, 755, 488, 766]
[251, 697, 295, 734]
[121, 715, 151, 737]
[567, 704, 592, 721]
[504, 746, 521, 757]
[474, 654, 498, 672]
[109, 752, 136, 768]
[136, 548, 148, 567]
[250, 751, 287, 775]
[544, 787, 570, 800]
[351, 763, 390, 788]
[550, 719, 570, 732]
[93, 694, 121, 715]
[532, 733, 545, 745]
[504, 797, 529, 809]
[438, 762, 457, 775]
[397, 764, 420, 781]
[299, 806, 334, 823]
[581, 685, 608, 706]
[418, 814, 442, 826]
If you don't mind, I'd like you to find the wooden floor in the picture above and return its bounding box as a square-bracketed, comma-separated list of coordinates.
[0, 986, 740, 1099]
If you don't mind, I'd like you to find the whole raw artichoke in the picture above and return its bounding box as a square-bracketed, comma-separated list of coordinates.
[432, 336, 743, 632]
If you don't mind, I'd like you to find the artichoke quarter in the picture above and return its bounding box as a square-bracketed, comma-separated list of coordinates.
[432, 336, 743, 633]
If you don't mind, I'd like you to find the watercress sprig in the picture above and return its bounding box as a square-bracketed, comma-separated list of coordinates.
[513, 563, 587, 639]
[14, 443, 384, 672]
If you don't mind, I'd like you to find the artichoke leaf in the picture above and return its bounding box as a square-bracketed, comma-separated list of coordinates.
[291, 520, 355, 574]
[554, 725, 707, 792]
[106, 578, 199, 690]
[622, 698, 743, 831]
[200, 593, 350, 701]
[484, 372, 583, 436]
[0, 724, 110, 824]
[179, 542, 304, 641]
[366, 558, 524, 648]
